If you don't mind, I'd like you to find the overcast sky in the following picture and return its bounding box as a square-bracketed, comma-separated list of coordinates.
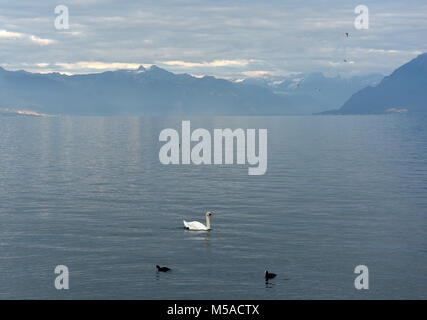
[0, 0, 426, 79]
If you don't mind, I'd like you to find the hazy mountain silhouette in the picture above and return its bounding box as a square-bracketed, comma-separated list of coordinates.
[262, 72, 382, 114]
[0, 65, 292, 115]
[323, 53, 427, 114]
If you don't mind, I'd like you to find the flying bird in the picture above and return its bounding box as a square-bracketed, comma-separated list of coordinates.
[156, 265, 171, 272]
[265, 270, 277, 280]
[345, 32, 349, 37]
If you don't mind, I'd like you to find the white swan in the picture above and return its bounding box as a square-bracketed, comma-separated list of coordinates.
[183, 212, 212, 231]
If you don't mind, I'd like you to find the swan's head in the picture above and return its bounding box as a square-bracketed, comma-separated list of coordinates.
[206, 211, 212, 218]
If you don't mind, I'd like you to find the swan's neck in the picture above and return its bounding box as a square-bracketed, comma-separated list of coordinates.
[206, 216, 211, 230]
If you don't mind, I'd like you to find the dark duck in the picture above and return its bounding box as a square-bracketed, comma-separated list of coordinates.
[265, 270, 276, 280]
[156, 265, 171, 272]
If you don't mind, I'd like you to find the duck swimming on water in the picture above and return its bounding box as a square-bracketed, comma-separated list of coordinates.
[265, 270, 277, 280]
[156, 265, 171, 272]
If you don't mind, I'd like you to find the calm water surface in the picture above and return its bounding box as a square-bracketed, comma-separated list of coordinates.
[0, 115, 426, 299]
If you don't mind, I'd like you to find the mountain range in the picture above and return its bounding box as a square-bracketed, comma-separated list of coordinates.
[323, 53, 427, 114]
[1, 53, 425, 116]
[0, 65, 288, 116]
[242, 72, 383, 114]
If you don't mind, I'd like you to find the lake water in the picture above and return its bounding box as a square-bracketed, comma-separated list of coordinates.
[0, 115, 426, 299]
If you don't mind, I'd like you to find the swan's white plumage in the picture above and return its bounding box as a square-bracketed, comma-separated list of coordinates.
[183, 220, 208, 231]
[183, 212, 212, 231]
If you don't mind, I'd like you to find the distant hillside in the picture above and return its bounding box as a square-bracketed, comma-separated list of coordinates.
[268, 72, 383, 114]
[0, 65, 385, 116]
[323, 53, 427, 114]
[0, 65, 291, 116]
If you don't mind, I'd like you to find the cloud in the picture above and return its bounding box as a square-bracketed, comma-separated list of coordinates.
[0, 29, 54, 45]
[241, 70, 274, 78]
[55, 61, 145, 71]
[0, 1, 426, 77]
[30, 35, 54, 45]
[0, 29, 24, 39]
[161, 59, 254, 68]
[363, 49, 422, 55]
